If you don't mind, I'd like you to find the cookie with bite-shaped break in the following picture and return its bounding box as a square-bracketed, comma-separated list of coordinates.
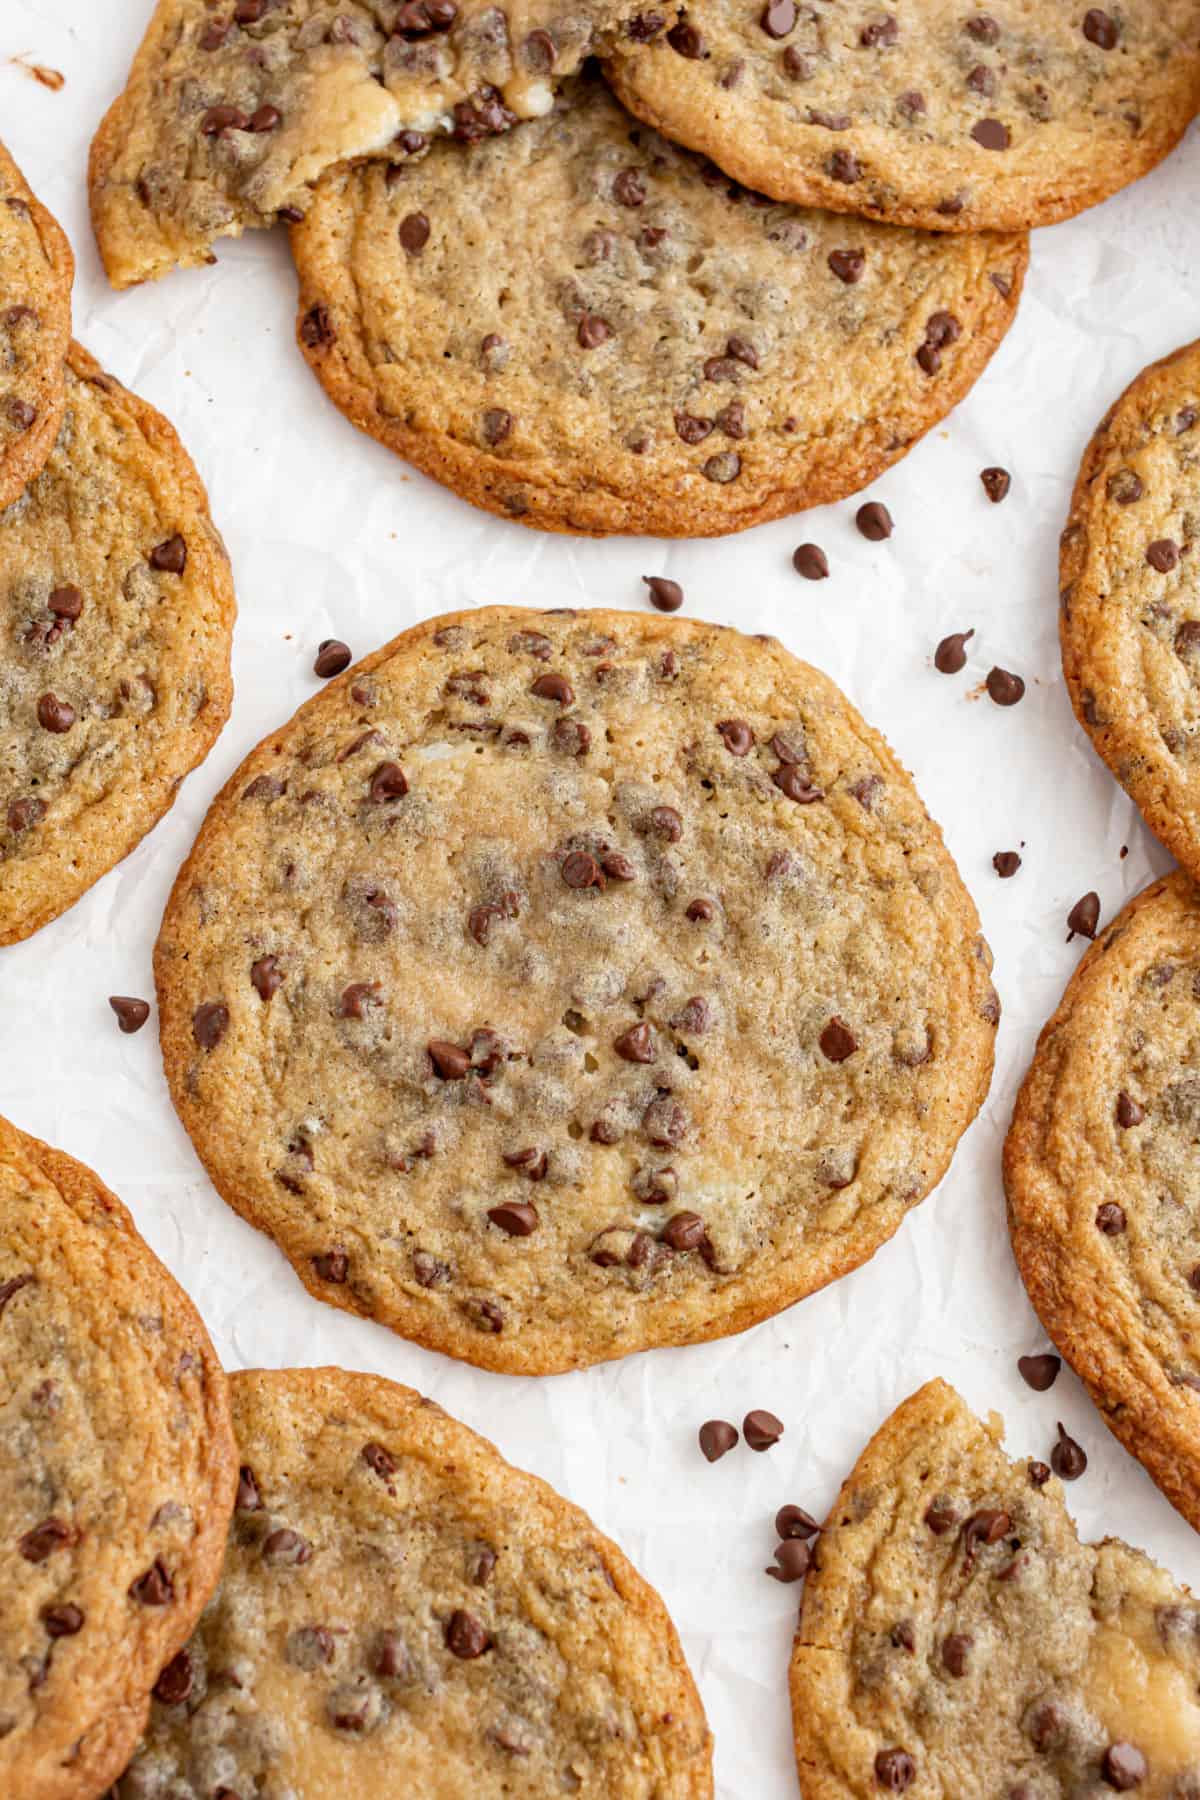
[1005, 871, 1200, 1535]
[0, 1113, 237, 1800]
[1060, 340, 1200, 882]
[154, 606, 998, 1375]
[88, 0, 650, 289]
[109, 1365, 713, 1799]
[792, 1378, 1200, 1798]
[604, 0, 1200, 234]
[0, 341, 235, 947]
[0, 142, 73, 511]
[289, 75, 1026, 536]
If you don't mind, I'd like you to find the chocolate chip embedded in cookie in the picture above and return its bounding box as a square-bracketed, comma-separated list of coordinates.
[605, 0, 1200, 233]
[0, 1113, 236, 1798]
[154, 606, 997, 1374]
[1005, 871, 1200, 1533]
[0, 141, 73, 510]
[791, 1379, 1200, 1798]
[289, 76, 1025, 536]
[1060, 339, 1200, 881]
[0, 342, 235, 946]
[110, 1366, 713, 1798]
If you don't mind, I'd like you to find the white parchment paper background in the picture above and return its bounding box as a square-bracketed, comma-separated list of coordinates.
[2, 8, 1199, 1792]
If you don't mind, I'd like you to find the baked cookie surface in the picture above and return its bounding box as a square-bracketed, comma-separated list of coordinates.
[89, 0, 644, 288]
[155, 606, 997, 1374]
[110, 1365, 713, 1799]
[792, 1378, 1200, 1799]
[0, 142, 73, 512]
[289, 76, 1026, 536]
[605, 0, 1200, 233]
[0, 1113, 236, 1800]
[0, 341, 235, 947]
[1005, 871, 1200, 1534]
[1060, 339, 1200, 882]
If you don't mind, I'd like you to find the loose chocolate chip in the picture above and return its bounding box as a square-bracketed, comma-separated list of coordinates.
[19, 1518, 71, 1563]
[875, 1749, 916, 1791]
[1147, 539, 1180, 572]
[971, 118, 1010, 150]
[1115, 1091, 1144, 1129]
[313, 639, 352, 678]
[36, 694, 75, 733]
[644, 575, 683, 612]
[488, 1201, 539, 1236]
[130, 1559, 174, 1604]
[766, 1539, 811, 1582]
[577, 313, 611, 349]
[819, 1017, 857, 1062]
[993, 851, 1021, 878]
[262, 1529, 311, 1566]
[1017, 1353, 1060, 1391]
[792, 543, 829, 580]
[530, 672, 575, 705]
[934, 628, 974, 673]
[1050, 1423, 1087, 1480]
[980, 466, 1011, 503]
[941, 1633, 972, 1676]
[1107, 468, 1143, 504]
[777, 1505, 819, 1539]
[236, 1465, 262, 1510]
[153, 1649, 194, 1705]
[1096, 1201, 1127, 1234]
[312, 1249, 349, 1284]
[828, 249, 866, 283]
[661, 1211, 707, 1252]
[109, 995, 150, 1033]
[773, 764, 824, 803]
[445, 1610, 490, 1658]
[698, 1419, 738, 1461]
[362, 1442, 397, 1480]
[6, 796, 45, 833]
[369, 761, 408, 802]
[743, 1409, 784, 1451]
[300, 304, 334, 347]
[42, 1603, 83, 1638]
[1102, 1743, 1147, 1789]
[1083, 8, 1119, 48]
[428, 1039, 471, 1079]
[1066, 891, 1100, 939]
[667, 19, 705, 54]
[561, 850, 603, 890]
[716, 718, 755, 756]
[149, 535, 187, 573]
[985, 666, 1024, 706]
[856, 501, 893, 541]
[192, 1001, 229, 1050]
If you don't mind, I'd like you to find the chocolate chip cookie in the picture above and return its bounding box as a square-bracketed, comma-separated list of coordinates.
[1060, 340, 1200, 883]
[1005, 871, 1200, 1535]
[0, 1112, 237, 1799]
[792, 1378, 1200, 1799]
[605, 1, 1200, 233]
[89, 0, 646, 288]
[0, 142, 73, 511]
[0, 341, 235, 947]
[290, 76, 1026, 536]
[110, 1364, 713, 1799]
[155, 606, 998, 1374]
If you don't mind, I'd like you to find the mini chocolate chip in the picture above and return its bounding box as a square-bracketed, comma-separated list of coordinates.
[971, 118, 1010, 150]
[48, 585, 83, 621]
[777, 1504, 820, 1539]
[675, 412, 713, 444]
[562, 850, 603, 889]
[6, 796, 45, 832]
[828, 249, 865, 283]
[648, 804, 682, 840]
[962, 1507, 1010, 1548]
[1096, 1202, 1127, 1234]
[502, 1146, 547, 1179]
[924, 1498, 957, 1534]
[369, 761, 408, 802]
[829, 149, 861, 183]
[428, 1039, 471, 1079]
[661, 1210, 707, 1251]
[398, 211, 430, 253]
[192, 1001, 229, 1050]
[760, 0, 796, 33]
[934, 628, 974, 673]
[36, 694, 75, 733]
[300, 304, 334, 347]
[19, 1518, 71, 1563]
[109, 996, 150, 1033]
[875, 1749, 916, 1791]
[1115, 1091, 1144, 1129]
[856, 501, 893, 541]
[613, 168, 646, 206]
[130, 1559, 174, 1604]
[201, 104, 249, 134]
[993, 851, 1021, 877]
[373, 1631, 412, 1679]
[941, 1633, 972, 1676]
[577, 314, 611, 349]
[1107, 468, 1143, 504]
[250, 955, 282, 1001]
[1050, 1423, 1087, 1480]
[312, 1249, 348, 1283]
[531, 672, 574, 705]
[1102, 1743, 1147, 1790]
[891, 1620, 916, 1651]
[602, 851, 636, 881]
[773, 765, 824, 803]
[236, 1465, 262, 1510]
[445, 1610, 490, 1658]
[644, 575, 683, 612]
[413, 1250, 449, 1288]
[793, 543, 829, 579]
[1028, 1460, 1051, 1487]
[41, 1603, 83, 1638]
[1017, 1353, 1060, 1391]
[153, 1650, 194, 1705]
[716, 718, 755, 756]
[698, 1419, 738, 1461]
[362, 1442, 397, 1480]
[981, 467, 1011, 503]
[262, 1529, 311, 1566]
[985, 667, 1024, 706]
[819, 1017, 857, 1062]
[1083, 8, 1119, 48]
[685, 897, 715, 922]
[743, 1409, 784, 1451]
[766, 1539, 810, 1582]
[247, 103, 281, 131]
[339, 981, 382, 1020]
[702, 451, 741, 484]
[482, 408, 513, 446]
[149, 535, 187, 574]
[314, 639, 352, 678]
[488, 1201, 539, 1236]
[1147, 539, 1180, 572]
[1066, 891, 1100, 939]
[667, 19, 705, 55]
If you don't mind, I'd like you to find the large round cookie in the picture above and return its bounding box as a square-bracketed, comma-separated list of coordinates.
[1005, 871, 1200, 1535]
[605, 0, 1200, 233]
[155, 606, 998, 1374]
[290, 77, 1026, 536]
[110, 1365, 713, 1799]
[0, 341, 235, 947]
[1060, 340, 1200, 883]
[0, 142, 73, 511]
[0, 1113, 237, 1800]
[89, 0, 646, 288]
[792, 1378, 1200, 1797]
